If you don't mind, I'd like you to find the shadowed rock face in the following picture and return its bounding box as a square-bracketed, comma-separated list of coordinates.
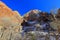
[56, 9, 60, 20]
[23, 10, 55, 22]
[22, 9, 60, 32]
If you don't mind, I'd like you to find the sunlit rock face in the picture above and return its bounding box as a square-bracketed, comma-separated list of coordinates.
[0, 1, 23, 40]
[23, 10, 41, 21]
[0, 1, 23, 25]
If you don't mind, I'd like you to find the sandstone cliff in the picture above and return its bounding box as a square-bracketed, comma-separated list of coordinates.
[0, 1, 23, 40]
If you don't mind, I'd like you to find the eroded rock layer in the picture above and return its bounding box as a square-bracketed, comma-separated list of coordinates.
[0, 1, 23, 40]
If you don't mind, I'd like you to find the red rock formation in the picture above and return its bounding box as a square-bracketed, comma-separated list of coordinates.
[0, 1, 23, 25]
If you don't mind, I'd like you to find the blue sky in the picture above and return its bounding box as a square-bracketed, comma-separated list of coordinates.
[1, 0, 60, 15]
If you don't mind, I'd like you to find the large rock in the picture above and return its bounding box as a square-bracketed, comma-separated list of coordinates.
[56, 9, 60, 20]
[0, 1, 23, 40]
[23, 9, 41, 21]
